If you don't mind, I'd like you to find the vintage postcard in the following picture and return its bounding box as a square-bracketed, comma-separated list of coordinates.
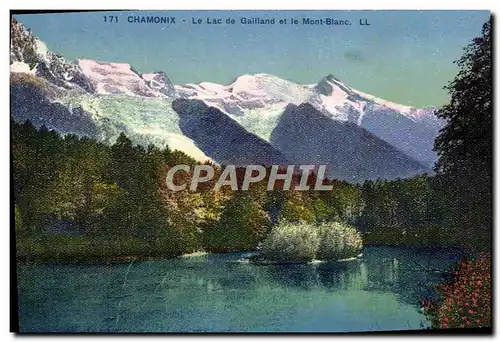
[10, 10, 492, 333]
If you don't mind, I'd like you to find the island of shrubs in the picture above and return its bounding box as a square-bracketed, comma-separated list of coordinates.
[255, 221, 363, 263]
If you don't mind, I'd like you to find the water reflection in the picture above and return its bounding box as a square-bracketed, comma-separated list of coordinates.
[17, 246, 461, 332]
[256, 246, 460, 305]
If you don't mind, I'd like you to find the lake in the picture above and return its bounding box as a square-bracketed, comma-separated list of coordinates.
[16, 246, 461, 332]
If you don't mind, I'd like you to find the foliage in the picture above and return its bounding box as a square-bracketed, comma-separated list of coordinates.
[316, 222, 362, 260]
[12, 120, 278, 260]
[261, 221, 363, 262]
[280, 190, 316, 224]
[16, 234, 174, 261]
[421, 254, 491, 329]
[12, 120, 213, 260]
[261, 221, 319, 262]
[203, 192, 271, 253]
[433, 18, 492, 250]
[14, 205, 23, 233]
[13, 19, 495, 262]
[362, 225, 462, 248]
[11, 117, 489, 262]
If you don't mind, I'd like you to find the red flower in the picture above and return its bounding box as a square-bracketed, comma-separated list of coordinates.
[421, 256, 491, 330]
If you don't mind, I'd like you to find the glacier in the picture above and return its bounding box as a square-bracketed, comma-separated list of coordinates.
[10, 17, 443, 181]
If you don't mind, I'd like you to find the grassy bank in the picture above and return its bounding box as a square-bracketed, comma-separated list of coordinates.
[16, 224, 480, 263]
[361, 226, 485, 251]
[15, 234, 187, 263]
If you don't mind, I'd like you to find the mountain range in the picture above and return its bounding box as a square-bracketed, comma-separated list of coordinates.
[10, 18, 443, 182]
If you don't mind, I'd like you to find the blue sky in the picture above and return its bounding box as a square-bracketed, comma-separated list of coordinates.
[14, 10, 489, 107]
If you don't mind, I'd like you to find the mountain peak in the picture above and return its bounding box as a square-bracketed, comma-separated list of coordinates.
[76, 59, 175, 97]
[10, 18, 443, 172]
[11, 22, 94, 93]
[271, 98, 428, 182]
[139, 71, 176, 97]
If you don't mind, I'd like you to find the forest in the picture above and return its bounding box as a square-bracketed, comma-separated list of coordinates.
[13, 18, 491, 263]
[11, 117, 487, 261]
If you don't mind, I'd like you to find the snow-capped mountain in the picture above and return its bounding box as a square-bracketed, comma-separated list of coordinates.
[172, 98, 290, 166]
[176, 73, 442, 167]
[10, 18, 441, 181]
[10, 18, 93, 93]
[312, 75, 441, 167]
[270, 103, 428, 181]
[176, 73, 313, 114]
[10, 18, 212, 163]
[76, 59, 177, 98]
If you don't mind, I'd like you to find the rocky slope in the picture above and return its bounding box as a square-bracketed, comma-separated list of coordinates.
[10, 17, 440, 181]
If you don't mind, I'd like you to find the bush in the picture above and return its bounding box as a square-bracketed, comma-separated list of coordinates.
[421, 254, 491, 329]
[261, 222, 319, 262]
[316, 222, 363, 260]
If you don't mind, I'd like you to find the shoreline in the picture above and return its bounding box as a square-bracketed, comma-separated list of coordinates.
[15, 242, 464, 264]
[16, 251, 209, 265]
[239, 254, 362, 266]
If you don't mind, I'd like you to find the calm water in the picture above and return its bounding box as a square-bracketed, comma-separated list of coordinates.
[16, 246, 461, 332]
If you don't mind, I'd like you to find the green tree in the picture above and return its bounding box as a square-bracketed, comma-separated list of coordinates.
[434, 18, 492, 248]
[203, 192, 271, 252]
[280, 190, 315, 223]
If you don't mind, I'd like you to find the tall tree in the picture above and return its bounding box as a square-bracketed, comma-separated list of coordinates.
[434, 18, 492, 248]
